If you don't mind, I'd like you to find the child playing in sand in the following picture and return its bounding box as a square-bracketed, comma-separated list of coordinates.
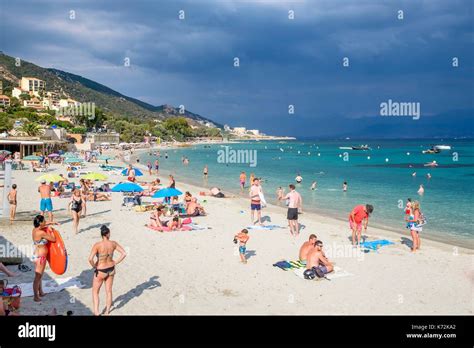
[234, 229, 250, 264]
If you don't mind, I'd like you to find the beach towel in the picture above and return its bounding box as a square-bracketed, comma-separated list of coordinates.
[247, 225, 284, 230]
[359, 239, 394, 251]
[147, 225, 193, 232]
[10, 277, 85, 298]
[293, 266, 353, 280]
[273, 260, 306, 270]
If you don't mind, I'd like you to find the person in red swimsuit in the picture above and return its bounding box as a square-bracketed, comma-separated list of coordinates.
[349, 204, 373, 246]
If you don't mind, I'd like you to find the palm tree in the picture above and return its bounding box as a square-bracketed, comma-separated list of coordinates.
[18, 122, 44, 136]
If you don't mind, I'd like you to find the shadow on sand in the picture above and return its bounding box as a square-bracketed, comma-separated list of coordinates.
[111, 276, 161, 312]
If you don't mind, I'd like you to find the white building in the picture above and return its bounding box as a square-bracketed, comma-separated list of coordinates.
[59, 98, 80, 108]
[233, 127, 246, 135]
[20, 77, 45, 96]
[12, 87, 28, 99]
[0, 95, 10, 107]
[248, 129, 260, 135]
[23, 97, 43, 110]
[43, 127, 68, 141]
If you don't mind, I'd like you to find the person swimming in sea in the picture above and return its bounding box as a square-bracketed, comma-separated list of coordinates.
[311, 181, 317, 191]
[295, 173, 303, 184]
[418, 184, 424, 195]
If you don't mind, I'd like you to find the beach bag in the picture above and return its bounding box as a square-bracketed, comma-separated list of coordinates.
[303, 269, 316, 280]
[418, 211, 427, 226]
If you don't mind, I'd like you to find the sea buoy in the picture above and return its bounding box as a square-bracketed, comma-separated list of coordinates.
[318, 153, 321, 157]
[407, 152, 410, 156]
[367, 156, 371, 160]
[308, 152, 311, 155]
[385, 158, 389, 162]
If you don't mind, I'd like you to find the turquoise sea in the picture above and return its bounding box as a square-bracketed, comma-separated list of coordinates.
[139, 139, 474, 248]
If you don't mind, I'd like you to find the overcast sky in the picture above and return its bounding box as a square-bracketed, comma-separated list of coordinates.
[1, 0, 472, 136]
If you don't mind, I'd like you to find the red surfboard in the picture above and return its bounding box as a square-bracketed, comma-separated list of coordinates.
[46, 227, 68, 275]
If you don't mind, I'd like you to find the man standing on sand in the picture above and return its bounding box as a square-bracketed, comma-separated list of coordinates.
[280, 184, 302, 236]
[8, 184, 18, 224]
[349, 204, 373, 246]
[299, 234, 317, 266]
[38, 180, 54, 222]
[249, 178, 263, 225]
[239, 171, 246, 192]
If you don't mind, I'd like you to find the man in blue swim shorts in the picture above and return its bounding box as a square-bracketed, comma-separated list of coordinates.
[38, 180, 54, 222]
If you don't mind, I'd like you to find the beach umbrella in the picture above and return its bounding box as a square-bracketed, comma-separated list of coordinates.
[121, 167, 144, 176]
[97, 155, 113, 161]
[48, 153, 60, 158]
[35, 173, 64, 183]
[23, 155, 42, 161]
[0, 150, 12, 154]
[64, 157, 84, 163]
[82, 172, 108, 181]
[152, 187, 183, 198]
[111, 182, 144, 192]
[62, 152, 77, 158]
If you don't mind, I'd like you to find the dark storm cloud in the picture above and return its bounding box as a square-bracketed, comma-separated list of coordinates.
[1, 0, 472, 136]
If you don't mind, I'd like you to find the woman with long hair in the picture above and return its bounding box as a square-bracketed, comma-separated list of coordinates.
[407, 201, 423, 252]
[88, 225, 126, 315]
[32, 215, 58, 302]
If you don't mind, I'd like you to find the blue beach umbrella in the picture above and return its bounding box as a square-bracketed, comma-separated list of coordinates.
[152, 188, 183, 198]
[111, 182, 144, 192]
[121, 167, 144, 176]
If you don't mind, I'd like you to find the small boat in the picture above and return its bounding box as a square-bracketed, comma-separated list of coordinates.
[433, 145, 451, 151]
[351, 145, 371, 151]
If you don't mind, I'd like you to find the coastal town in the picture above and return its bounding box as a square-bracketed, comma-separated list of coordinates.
[0, 74, 293, 159]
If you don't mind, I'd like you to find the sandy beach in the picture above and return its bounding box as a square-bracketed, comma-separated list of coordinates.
[1, 150, 472, 316]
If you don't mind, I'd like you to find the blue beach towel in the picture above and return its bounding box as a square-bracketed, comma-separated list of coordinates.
[247, 225, 284, 230]
[359, 239, 394, 251]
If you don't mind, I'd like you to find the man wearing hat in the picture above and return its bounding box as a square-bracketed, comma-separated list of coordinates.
[38, 180, 54, 222]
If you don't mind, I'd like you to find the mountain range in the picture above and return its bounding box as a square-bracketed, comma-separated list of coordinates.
[0, 52, 223, 128]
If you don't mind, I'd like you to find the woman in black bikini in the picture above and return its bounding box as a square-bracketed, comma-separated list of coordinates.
[68, 189, 84, 234]
[88, 225, 126, 316]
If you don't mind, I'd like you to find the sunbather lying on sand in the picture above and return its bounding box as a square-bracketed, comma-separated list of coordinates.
[166, 216, 182, 231]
